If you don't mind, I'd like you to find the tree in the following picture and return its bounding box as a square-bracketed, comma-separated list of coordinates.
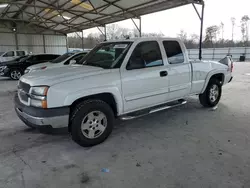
[106, 24, 131, 40]
[177, 30, 187, 42]
[204, 25, 219, 47]
[241, 15, 250, 43]
[220, 22, 224, 40]
[231, 17, 236, 41]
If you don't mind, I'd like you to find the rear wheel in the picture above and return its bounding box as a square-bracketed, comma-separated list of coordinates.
[199, 79, 222, 107]
[70, 100, 114, 147]
[10, 69, 22, 80]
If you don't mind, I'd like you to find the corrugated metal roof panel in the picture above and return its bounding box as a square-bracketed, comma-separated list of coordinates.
[0, 0, 203, 34]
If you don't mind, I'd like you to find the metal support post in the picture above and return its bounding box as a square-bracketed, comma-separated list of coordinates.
[81, 30, 84, 50]
[212, 48, 215, 60]
[42, 34, 46, 53]
[199, 2, 205, 60]
[104, 25, 107, 41]
[65, 34, 69, 53]
[14, 32, 18, 50]
[139, 16, 142, 37]
[131, 17, 142, 37]
[97, 25, 107, 41]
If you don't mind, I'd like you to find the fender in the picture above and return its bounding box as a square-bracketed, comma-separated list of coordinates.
[201, 69, 226, 93]
[63, 86, 123, 115]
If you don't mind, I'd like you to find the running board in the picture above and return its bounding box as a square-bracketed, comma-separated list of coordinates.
[120, 99, 187, 120]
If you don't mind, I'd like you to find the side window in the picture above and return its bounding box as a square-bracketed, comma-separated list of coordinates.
[3, 51, 14, 57]
[74, 54, 86, 63]
[16, 51, 25, 56]
[29, 55, 38, 62]
[65, 54, 85, 65]
[52, 55, 60, 59]
[127, 41, 163, 70]
[45, 55, 53, 60]
[163, 41, 184, 64]
[40, 55, 56, 61]
[41, 55, 51, 61]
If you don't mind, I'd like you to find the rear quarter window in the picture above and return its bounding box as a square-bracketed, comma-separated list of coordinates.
[163, 41, 184, 64]
[16, 51, 25, 56]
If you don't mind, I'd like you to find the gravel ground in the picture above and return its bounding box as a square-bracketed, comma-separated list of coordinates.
[0, 62, 250, 188]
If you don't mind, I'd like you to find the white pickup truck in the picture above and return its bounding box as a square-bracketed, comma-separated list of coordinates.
[0, 50, 28, 63]
[14, 38, 233, 147]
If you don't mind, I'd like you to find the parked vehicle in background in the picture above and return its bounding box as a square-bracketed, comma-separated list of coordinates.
[0, 50, 28, 62]
[0, 54, 60, 80]
[14, 38, 233, 147]
[25, 51, 89, 74]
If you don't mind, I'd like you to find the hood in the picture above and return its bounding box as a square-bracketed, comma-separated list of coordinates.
[27, 62, 51, 70]
[20, 65, 110, 86]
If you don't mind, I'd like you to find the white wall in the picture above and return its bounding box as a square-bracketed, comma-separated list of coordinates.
[188, 47, 250, 61]
[0, 22, 67, 55]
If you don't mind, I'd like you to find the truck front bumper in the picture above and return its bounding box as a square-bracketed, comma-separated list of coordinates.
[14, 94, 69, 129]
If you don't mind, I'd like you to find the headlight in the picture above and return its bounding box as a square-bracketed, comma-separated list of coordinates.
[0, 66, 7, 71]
[30, 86, 49, 108]
[31, 86, 49, 96]
[24, 69, 30, 74]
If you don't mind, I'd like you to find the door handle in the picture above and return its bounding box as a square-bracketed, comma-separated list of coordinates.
[160, 71, 168, 77]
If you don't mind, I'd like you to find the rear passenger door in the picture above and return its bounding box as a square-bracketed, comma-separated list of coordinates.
[162, 40, 192, 100]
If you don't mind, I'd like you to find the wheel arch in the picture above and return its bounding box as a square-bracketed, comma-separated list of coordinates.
[69, 93, 119, 117]
[68, 92, 119, 132]
[201, 71, 225, 93]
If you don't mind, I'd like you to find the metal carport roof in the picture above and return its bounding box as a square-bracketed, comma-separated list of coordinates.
[0, 0, 203, 34]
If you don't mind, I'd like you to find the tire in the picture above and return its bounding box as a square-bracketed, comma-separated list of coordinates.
[70, 99, 114, 147]
[199, 79, 222, 107]
[10, 69, 22, 80]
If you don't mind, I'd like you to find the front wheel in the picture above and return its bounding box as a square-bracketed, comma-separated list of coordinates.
[70, 100, 114, 147]
[10, 69, 22, 80]
[199, 79, 222, 107]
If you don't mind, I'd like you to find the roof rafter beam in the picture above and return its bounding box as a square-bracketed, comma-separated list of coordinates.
[20, 10, 81, 31]
[65, 0, 120, 25]
[62, 0, 185, 33]
[1, 4, 11, 18]
[36, 0, 104, 29]
[12, 0, 34, 18]
[28, 0, 58, 21]
[102, 0, 136, 18]
[0, 18, 66, 34]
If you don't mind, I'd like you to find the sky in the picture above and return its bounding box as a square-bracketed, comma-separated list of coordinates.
[81, 0, 250, 41]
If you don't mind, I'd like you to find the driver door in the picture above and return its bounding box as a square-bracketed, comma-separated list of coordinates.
[121, 41, 169, 113]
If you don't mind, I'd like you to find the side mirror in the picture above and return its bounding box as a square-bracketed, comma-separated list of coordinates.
[69, 59, 76, 65]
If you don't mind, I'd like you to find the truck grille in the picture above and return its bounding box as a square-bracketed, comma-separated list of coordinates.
[18, 81, 30, 93]
[18, 81, 30, 103]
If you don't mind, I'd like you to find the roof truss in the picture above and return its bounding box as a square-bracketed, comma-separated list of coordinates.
[0, 0, 203, 34]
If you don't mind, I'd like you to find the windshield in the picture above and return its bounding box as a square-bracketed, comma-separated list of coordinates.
[80, 42, 132, 69]
[0, 52, 4, 56]
[50, 53, 74, 63]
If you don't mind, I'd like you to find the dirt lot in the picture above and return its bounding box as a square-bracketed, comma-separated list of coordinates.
[0, 63, 250, 188]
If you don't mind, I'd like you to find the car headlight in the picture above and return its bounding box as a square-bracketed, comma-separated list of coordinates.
[0, 66, 7, 71]
[24, 69, 30, 74]
[30, 86, 49, 108]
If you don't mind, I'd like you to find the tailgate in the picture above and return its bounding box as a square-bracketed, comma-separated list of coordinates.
[219, 56, 233, 72]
